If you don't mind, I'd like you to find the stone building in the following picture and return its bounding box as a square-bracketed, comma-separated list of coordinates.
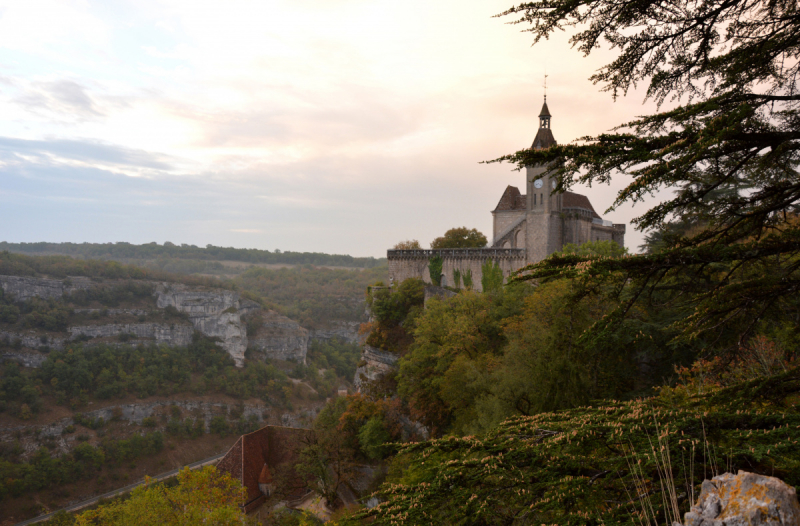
[388, 98, 625, 290]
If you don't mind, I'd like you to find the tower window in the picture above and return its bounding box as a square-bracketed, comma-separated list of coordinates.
[541, 193, 543, 205]
[534, 194, 536, 205]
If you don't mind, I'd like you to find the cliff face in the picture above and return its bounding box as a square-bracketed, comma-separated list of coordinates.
[69, 323, 194, 347]
[0, 275, 314, 369]
[155, 284, 248, 366]
[353, 345, 399, 391]
[0, 275, 94, 302]
[248, 310, 309, 364]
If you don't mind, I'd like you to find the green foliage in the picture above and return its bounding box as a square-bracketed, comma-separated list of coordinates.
[427, 256, 443, 287]
[295, 397, 358, 505]
[68, 282, 154, 308]
[232, 265, 387, 328]
[430, 227, 488, 249]
[307, 338, 361, 381]
[358, 416, 392, 460]
[558, 239, 628, 258]
[0, 433, 164, 501]
[365, 278, 425, 353]
[397, 285, 531, 436]
[480, 260, 503, 293]
[461, 269, 473, 290]
[73, 466, 246, 526]
[1, 337, 291, 418]
[452, 269, 462, 289]
[358, 368, 800, 525]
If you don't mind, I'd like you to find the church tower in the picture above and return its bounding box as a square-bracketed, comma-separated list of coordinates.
[525, 97, 563, 264]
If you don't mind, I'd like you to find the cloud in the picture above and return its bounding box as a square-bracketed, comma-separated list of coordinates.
[0, 136, 176, 171]
[13, 79, 103, 119]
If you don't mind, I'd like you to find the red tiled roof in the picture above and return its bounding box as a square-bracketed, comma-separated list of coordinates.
[217, 425, 312, 510]
[563, 191, 601, 219]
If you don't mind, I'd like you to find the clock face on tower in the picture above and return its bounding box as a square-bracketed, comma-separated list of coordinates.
[533, 179, 543, 189]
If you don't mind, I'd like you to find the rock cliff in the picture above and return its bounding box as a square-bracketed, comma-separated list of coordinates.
[354, 345, 399, 391]
[155, 284, 248, 366]
[248, 310, 308, 364]
[0, 275, 92, 301]
[68, 323, 194, 347]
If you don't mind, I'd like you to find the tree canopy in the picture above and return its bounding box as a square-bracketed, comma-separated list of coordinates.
[491, 0, 800, 351]
[430, 227, 488, 249]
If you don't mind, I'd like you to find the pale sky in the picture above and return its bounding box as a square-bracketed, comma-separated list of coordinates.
[0, 0, 662, 257]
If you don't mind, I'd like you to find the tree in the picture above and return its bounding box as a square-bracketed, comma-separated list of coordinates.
[492, 0, 800, 351]
[430, 227, 488, 249]
[74, 466, 246, 526]
[393, 240, 421, 250]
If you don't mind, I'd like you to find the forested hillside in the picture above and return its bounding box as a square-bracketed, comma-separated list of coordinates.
[0, 242, 385, 269]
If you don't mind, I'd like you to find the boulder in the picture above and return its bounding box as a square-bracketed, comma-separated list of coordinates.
[682, 471, 800, 526]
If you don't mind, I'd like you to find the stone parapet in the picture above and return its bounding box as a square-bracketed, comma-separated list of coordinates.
[388, 248, 525, 259]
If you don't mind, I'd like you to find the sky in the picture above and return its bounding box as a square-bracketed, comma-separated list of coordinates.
[0, 0, 664, 257]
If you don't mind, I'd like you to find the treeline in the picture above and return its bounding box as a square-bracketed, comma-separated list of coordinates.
[0, 242, 386, 269]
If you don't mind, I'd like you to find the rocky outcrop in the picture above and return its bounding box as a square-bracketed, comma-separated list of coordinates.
[309, 321, 364, 345]
[0, 275, 92, 301]
[0, 399, 323, 459]
[354, 345, 400, 391]
[73, 308, 149, 316]
[683, 471, 800, 526]
[155, 284, 249, 367]
[424, 284, 457, 306]
[0, 349, 50, 368]
[68, 323, 193, 346]
[0, 330, 67, 352]
[249, 310, 308, 364]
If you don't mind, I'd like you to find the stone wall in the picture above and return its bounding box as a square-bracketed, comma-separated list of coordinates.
[387, 248, 526, 292]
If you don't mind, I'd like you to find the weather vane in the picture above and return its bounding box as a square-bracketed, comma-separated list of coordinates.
[543, 70, 548, 102]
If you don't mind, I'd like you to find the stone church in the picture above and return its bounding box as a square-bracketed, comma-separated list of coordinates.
[490, 98, 625, 264]
[387, 98, 625, 290]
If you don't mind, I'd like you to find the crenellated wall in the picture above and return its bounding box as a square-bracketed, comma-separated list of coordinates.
[387, 248, 527, 292]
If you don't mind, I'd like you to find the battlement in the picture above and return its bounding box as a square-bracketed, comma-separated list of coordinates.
[388, 248, 525, 259]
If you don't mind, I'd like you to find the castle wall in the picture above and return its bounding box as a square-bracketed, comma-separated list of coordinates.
[387, 249, 527, 292]
[492, 210, 526, 241]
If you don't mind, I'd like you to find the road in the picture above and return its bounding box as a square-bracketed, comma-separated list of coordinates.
[12, 452, 227, 526]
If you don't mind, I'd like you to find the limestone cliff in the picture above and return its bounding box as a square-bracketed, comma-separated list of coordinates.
[0, 275, 92, 301]
[69, 323, 194, 347]
[354, 345, 399, 391]
[155, 284, 248, 366]
[248, 310, 308, 364]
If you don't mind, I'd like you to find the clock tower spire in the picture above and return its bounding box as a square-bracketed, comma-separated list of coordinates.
[525, 95, 562, 264]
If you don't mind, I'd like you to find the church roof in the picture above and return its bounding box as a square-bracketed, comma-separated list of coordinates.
[494, 185, 526, 211]
[539, 100, 551, 118]
[531, 128, 557, 150]
[563, 191, 602, 219]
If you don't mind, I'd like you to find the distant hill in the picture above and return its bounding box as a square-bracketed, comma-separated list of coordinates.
[0, 241, 386, 269]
